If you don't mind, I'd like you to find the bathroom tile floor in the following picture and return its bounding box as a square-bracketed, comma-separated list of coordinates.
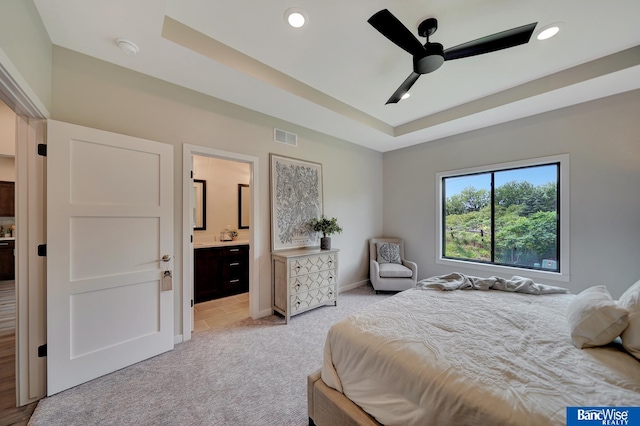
[193, 292, 250, 332]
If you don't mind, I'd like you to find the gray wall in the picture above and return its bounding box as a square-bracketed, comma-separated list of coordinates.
[383, 89, 640, 299]
[0, 0, 52, 113]
[51, 46, 384, 335]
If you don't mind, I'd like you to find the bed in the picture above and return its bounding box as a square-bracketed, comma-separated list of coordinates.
[308, 277, 640, 426]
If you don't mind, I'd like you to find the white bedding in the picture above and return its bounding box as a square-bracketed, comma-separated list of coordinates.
[321, 287, 640, 426]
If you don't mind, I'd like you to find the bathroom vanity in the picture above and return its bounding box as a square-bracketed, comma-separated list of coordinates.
[0, 237, 15, 280]
[194, 241, 249, 303]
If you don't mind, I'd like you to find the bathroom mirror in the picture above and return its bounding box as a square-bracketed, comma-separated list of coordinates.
[193, 179, 206, 230]
[238, 184, 250, 229]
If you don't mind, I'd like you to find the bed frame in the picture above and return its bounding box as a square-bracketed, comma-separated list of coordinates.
[307, 369, 381, 426]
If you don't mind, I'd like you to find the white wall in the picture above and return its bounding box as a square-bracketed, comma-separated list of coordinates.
[193, 155, 250, 242]
[383, 89, 640, 299]
[51, 46, 384, 335]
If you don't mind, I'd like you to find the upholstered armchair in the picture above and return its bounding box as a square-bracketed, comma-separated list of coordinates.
[369, 238, 418, 293]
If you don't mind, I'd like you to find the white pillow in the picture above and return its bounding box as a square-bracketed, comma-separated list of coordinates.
[376, 242, 401, 264]
[566, 286, 629, 349]
[618, 279, 640, 359]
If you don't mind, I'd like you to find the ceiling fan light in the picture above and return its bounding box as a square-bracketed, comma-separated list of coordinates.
[536, 24, 561, 40]
[401, 93, 410, 100]
[285, 8, 307, 28]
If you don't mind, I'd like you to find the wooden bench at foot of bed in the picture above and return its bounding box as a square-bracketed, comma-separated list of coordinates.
[307, 369, 381, 426]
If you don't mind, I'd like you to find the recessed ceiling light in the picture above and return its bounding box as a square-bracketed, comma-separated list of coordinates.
[285, 8, 307, 28]
[116, 38, 139, 55]
[536, 23, 562, 41]
[401, 93, 410, 100]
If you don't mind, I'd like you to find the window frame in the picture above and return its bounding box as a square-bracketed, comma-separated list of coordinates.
[436, 154, 570, 282]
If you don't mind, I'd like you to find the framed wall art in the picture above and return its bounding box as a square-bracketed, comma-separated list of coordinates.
[270, 154, 323, 251]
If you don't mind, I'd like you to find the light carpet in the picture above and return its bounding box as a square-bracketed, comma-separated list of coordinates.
[29, 284, 391, 426]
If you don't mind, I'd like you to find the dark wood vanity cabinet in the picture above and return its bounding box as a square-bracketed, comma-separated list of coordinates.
[194, 244, 249, 303]
[0, 239, 15, 280]
[0, 181, 15, 217]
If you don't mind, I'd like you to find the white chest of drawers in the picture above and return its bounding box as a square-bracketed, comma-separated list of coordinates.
[272, 248, 339, 323]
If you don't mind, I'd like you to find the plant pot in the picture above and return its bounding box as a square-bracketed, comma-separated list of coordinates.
[320, 237, 331, 250]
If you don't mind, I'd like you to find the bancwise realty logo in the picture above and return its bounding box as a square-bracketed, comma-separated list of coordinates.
[567, 407, 639, 426]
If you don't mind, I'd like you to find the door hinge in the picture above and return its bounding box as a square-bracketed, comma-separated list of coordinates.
[38, 344, 47, 357]
[191, 299, 194, 308]
[190, 171, 193, 179]
[37, 144, 47, 157]
[191, 235, 193, 243]
[37, 244, 46, 256]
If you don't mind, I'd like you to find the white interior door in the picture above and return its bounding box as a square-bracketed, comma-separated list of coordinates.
[46, 120, 174, 395]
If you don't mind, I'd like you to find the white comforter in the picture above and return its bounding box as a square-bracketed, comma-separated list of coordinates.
[321, 288, 640, 426]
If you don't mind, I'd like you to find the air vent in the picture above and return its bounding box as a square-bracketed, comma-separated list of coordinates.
[274, 128, 297, 147]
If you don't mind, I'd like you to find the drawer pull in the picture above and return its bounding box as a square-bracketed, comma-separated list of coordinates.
[229, 262, 240, 266]
[229, 279, 240, 283]
[0, 243, 8, 246]
[229, 249, 240, 252]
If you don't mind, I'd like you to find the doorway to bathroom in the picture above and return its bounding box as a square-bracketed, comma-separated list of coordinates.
[181, 145, 259, 342]
[192, 155, 250, 332]
[0, 92, 46, 410]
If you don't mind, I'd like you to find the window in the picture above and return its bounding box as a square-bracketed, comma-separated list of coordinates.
[437, 155, 569, 280]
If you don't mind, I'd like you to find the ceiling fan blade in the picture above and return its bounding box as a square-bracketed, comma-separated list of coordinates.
[386, 72, 421, 104]
[368, 9, 426, 57]
[443, 22, 537, 61]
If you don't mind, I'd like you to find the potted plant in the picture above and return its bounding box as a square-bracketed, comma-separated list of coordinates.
[220, 225, 239, 241]
[308, 215, 342, 250]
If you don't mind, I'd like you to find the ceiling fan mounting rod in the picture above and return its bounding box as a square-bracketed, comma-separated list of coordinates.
[418, 17, 438, 38]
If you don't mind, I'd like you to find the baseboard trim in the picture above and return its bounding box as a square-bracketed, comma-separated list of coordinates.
[255, 308, 274, 319]
[339, 280, 370, 293]
[173, 334, 183, 345]
[223, 282, 370, 323]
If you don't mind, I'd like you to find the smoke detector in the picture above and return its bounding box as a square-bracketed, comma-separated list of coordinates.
[116, 38, 139, 55]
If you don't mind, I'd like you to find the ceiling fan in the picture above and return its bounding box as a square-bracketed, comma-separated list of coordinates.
[368, 9, 537, 104]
